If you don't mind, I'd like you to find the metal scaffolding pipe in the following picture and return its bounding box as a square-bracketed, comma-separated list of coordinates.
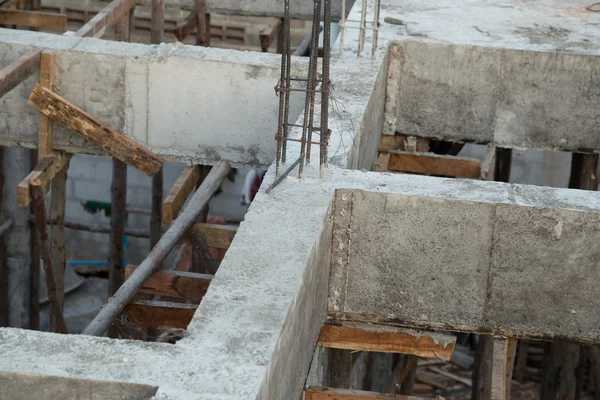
[82, 161, 231, 337]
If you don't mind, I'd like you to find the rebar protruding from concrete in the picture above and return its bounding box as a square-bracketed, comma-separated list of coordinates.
[82, 161, 231, 337]
[31, 179, 68, 334]
[273, 0, 331, 187]
[339, 0, 381, 59]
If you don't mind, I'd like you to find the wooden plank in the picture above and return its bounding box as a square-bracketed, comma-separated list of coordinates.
[318, 322, 456, 360]
[49, 164, 68, 313]
[374, 153, 390, 172]
[124, 265, 212, 301]
[27, 83, 164, 177]
[473, 335, 493, 400]
[514, 340, 529, 382]
[378, 135, 405, 152]
[259, 18, 281, 52]
[108, 159, 127, 338]
[0, 9, 66, 29]
[125, 300, 197, 329]
[0, 48, 41, 100]
[163, 166, 201, 224]
[480, 143, 496, 180]
[387, 151, 481, 179]
[30, 179, 67, 333]
[17, 152, 70, 207]
[76, 0, 137, 37]
[491, 336, 518, 400]
[304, 386, 428, 399]
[186, 223, 236, 249]
[0, 148, 6, 328]
[195, 0, 208, 46]
[151, 0, 165, 43]
[38, 49, 55, 160]
[174, 11, 196, 41]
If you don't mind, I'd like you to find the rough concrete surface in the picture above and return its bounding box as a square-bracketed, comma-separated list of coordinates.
[379, 0, 600, 151]
[0, 29, 306, 168]
[4, 164, 600, 397]
[329, 182, 600, 342]
[0, 371, 158, 400]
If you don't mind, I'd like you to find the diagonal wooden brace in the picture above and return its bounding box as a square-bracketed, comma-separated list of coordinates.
[27, 83, 164, 177]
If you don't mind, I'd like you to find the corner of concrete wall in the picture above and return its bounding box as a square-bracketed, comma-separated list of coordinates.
[327, 188, 354, 314]
[0, 371, 158, 400]
[346, 46, 390, 171]
[257, 199, 334, 400]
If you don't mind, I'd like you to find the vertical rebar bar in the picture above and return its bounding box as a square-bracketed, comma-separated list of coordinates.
[275, 1, 289, 177]
[358, 0, 368, 57]
[339, 0, 345, 56]
[298, 0, 322, 178]
[281, 0, 292, 164]
[371, 0, 381, 59]
[321, 0, 332, 178]
[304, 0, 322, 166]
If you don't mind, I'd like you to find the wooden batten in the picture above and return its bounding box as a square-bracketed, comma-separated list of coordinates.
[17, 152, 71, 207]
[491, 336, 518, 400]
[318, 322, 456, 360]
[27, 83, 164, 177]
[387, 151, 481, 179]
[259, 18, 281, 52]
[0, 48, 42, 100]
[163, 165, 201, 224]
[124, 265, 212, 301]
[125, 300, 197, 329]
[304, 386, 433, 399]
[38, 50, 56, 160]
[76, 0, 138, 37]
[186, 223, 237, 249]
[0, 9, 67, 29]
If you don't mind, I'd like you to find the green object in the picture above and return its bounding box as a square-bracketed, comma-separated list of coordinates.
[81, 200, 113, 217]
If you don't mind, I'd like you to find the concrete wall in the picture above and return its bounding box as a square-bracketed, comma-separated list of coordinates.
[385, 40, 600, 152]
[0, 29, 305, 168]
[329, 187, 600, 342]
[0, 372, 158, 400]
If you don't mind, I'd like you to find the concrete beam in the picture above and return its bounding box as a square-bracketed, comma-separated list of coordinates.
[329, 183, 600, 343]
[380, 0, 600, 152]
[0, 29, 305, 168]
[45, 0, 355, 20]
[0, 371, 158, 400]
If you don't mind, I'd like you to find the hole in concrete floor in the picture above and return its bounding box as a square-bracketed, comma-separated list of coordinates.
[35, 156, 266, 341]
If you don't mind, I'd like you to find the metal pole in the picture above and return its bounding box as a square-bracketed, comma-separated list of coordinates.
[82, 161, 230, 337]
